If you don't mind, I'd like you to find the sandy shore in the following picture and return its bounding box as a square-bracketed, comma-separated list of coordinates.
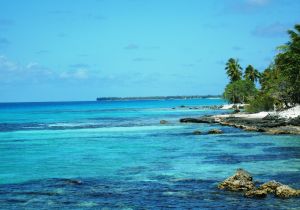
[220, 104, 300, 119]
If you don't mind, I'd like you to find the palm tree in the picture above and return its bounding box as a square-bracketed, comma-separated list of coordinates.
[225, 58, 242, 83]
[244, 65, 260, 83]
[275, 24, 300, 104]
[259, 67, 272, 91]
[287, 24, 300, 53]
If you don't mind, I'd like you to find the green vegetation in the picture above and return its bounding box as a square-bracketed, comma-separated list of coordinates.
[223, 79, 257, 104]
[223, 24, 300, 112]
[225, 58, 243, 83]
[244, 65, 260, 83]
[245, 93, 275, 113]
[223, 58, 257, 104]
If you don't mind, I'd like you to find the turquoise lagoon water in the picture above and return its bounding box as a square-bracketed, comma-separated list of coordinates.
[0, 99, 299, 209]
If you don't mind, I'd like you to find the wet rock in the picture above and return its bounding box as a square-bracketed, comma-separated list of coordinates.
[263, 114, 280, 121]
[244, 189, 268, 198]
[267, 129, 290, 135]
[288, 116, 300, 126]
[233, 109, 240, 114]
[192, 130, 202, 135]
[219, 170, 300, 199]
[160, 120, 168, 124]
[243, 126, 260, 132]
[208, 129, 223, 134]
[218, 169, 255, 191]
[179, 110, 300, 134]
[180, 118, 208, 123]
[180, 116, 220, 124]
[275, 185, 300, 198]
[62, 178, 83, 185]
[258, 180, 283, 193]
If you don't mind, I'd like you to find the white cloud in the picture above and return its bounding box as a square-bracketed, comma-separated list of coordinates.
[0, 55, 94, 84]
[26, 62, 39, 69]
[0, 55, 18, 71]
[59, 69, 90, 80]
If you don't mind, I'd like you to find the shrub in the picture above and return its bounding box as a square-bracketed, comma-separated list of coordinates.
[246, 94, 275, 113]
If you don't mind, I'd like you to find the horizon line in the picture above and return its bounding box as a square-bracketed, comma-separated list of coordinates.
[0, 94, 222, 104]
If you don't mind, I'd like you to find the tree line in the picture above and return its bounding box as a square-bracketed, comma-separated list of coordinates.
[223, 24, 300, 112]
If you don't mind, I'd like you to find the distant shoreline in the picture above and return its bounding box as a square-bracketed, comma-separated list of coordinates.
[96, 95, 222, 101]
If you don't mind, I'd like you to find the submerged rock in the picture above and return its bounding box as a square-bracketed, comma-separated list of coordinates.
[192, 130, 202, 135]
[62, 178, 83, 185]
[208, 129, 223, 134]
[160, 120, 168, 124]
[244, 189, 268, 198]
[275, 185, 300, 198]
[218, 169, 255, 191]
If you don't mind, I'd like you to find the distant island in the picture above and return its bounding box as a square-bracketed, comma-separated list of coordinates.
[96, 95, 221, 101]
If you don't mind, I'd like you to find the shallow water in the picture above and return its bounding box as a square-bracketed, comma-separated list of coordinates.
[0, 99, 299, 209]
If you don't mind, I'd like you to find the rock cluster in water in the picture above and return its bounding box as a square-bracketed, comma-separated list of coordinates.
[192, 130, 202, 135]
[172, 105, 222, 110]
[218, 169, 254, 192]
[191, 129, 223, 135]
[160, 120, 168, 124]
[207, 129, 223, 134]
[218, 169, 300, 199]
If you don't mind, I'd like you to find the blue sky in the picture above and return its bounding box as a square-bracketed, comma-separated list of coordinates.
[0, 0, 299, 102]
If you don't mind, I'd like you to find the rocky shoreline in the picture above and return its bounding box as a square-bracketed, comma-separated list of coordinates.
[180, 111, 300, 135]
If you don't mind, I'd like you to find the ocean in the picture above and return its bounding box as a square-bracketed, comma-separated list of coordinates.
[0, 99, 299, 209]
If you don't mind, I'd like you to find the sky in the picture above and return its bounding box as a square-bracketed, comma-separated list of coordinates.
[0, 0, 299, 102]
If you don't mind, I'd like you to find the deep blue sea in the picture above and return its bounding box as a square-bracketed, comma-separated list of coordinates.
[0, 99, 300, 209]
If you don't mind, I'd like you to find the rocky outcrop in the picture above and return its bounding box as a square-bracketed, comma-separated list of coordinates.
[174, 105, 222, 110]
[180, 117, 216, 123]
[257, 180, 283, 193]
[179, 114, 300, 135]
[218, 169, 255, 191]
[160, 120, 168, 124]
[244, 189, 268, 198]
[275, 185, 300, 198]
[219, 169, 300, 199]
[288, 116, 300, 126]
[192, 130, 202, 135]
[208, 129, 223, 134]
